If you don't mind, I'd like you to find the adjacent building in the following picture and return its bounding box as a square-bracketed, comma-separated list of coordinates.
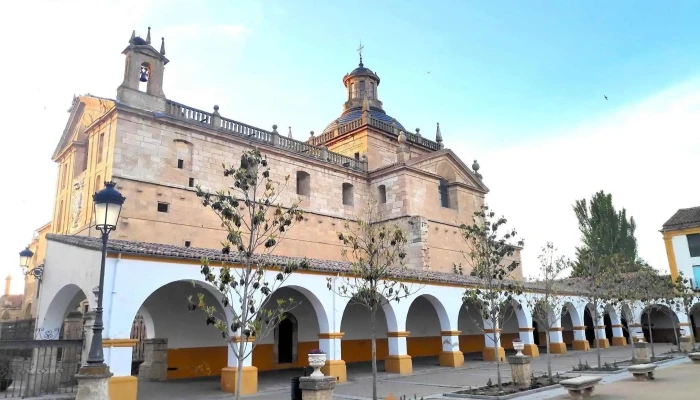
[662, 206, 700, 287]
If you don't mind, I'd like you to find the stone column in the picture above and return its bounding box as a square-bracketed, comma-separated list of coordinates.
[518, 327, 540, 357]
[300, 376, 335, 400]
[483, 328, 505, 362]
[439, 330, 464, 367]
[595, 324, 610, 349]
[138, 338, 168, 381]
[507, 355, 532, 389]
[76, 365, 113, 400]
[318, 332, 346, 382]
[611, 325, 627, 346]
[103, 339, 138, 400]
[549, 327, 567, 354]
[572, 326, 590, 351]
[385, 331, 412, 374]
[221, 337, 257, 395]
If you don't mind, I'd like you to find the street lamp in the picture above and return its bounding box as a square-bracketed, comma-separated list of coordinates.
[83, 181, 125, 369]
[19, 247, 44, 280]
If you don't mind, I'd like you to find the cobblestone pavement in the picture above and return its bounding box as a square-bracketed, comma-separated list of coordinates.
[137, 343, 679, 399]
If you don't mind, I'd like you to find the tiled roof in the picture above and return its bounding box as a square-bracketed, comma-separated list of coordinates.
[47, 234, 568, 293]
[662, 206, 700, 231]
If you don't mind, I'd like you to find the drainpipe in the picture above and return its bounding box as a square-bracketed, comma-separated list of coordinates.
[105, 252, 122, 338]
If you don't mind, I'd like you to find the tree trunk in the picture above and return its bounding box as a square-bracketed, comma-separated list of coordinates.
[371, 309, 378, 400]
[647, 311, 656, 358]
[235, 338, 245, 400]
[495, 330, 502, 389]
[545, 329, 552, 379]
[671, 317, 680, 352]
[594, 310, 601, 368]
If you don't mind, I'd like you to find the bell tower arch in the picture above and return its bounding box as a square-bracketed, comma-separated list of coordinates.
[117, 27, 169, 112]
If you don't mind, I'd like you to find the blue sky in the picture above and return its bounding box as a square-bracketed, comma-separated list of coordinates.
[1, 0, 700, 289]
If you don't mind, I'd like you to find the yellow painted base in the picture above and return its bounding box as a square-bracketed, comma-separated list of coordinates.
[573, 340, 590, 351]
[439, 351, 464, 368]
[109, 376, 137, 400]
[482, 347, 505, 362]
[548, 342, 567, 355]
[523, 344, 540, 358]
[612, 337, 627, 347]
[596, 338, 610, 349]
[220, 366, 258, 395]
[385, 355, 412, 374]
[321, 359, 347, 382]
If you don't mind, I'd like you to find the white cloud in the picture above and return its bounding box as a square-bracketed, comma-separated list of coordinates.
[451, 77, 700, 278]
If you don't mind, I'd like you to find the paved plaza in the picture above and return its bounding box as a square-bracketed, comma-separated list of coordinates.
[137, 342, 696, 399]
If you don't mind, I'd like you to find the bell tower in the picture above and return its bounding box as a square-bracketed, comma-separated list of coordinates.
[116, 27, 169, 112]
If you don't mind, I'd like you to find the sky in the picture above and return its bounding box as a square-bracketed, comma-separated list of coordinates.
[1, 0, 699, 292]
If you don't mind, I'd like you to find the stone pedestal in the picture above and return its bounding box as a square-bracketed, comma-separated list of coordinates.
[300, 376, 335, 400]
[680, 335, 694, 353]
[612, 336, 627, 347]
[549, 342, 568, 354]
[507, 355, 532, 389]
[75, 365, 113, 400]
[321, 360, 347, 382]
[439, 351, 465, 368]
[482, 347, 506, 362]
[220, 366, 258, 395]
[572, 340, 590, 351]
[633, 342, 652, 364]
[385, 355, 412, 374]
[138, 338, 168, 381]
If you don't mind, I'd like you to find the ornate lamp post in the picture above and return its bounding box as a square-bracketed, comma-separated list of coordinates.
[76, 181, 125, 400]
[19, 247, 44, 280]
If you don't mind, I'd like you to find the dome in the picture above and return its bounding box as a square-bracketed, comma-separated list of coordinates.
[344, 62, 380, 85]
[322, 108, 405, 134]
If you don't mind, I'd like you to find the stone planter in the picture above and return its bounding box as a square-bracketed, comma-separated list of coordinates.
[308, 353, 327, 377]
[512, 340, 524, 357]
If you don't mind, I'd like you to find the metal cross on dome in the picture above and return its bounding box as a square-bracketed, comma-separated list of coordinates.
[357, 41, 364, 65]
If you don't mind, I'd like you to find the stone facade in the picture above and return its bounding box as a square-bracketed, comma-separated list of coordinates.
[41, 28, 522, 278]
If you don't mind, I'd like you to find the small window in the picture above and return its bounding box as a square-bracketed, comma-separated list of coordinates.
[188, 177, 195, 187]
[342, 183, 354, 206]
[157, 202, 169, 213]
[688, 234, 700, 258]
[359, 81, 366, 98]
[354, 152, 360, 160]
[438, 179, 449, 208]
[184, 241, 191, 248]
[370, 82, 375, 98]
[378, 185, 387, 204]
[296, 171, 311, 196]
[177, 159, 184, 169]
[83, 304, 89, 313]
[97, 133, 105, 163]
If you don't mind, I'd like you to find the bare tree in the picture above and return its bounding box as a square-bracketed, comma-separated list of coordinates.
[188, 149, 305, 400]
[526, 242, 570, 380]
[327, 199, 423, 400]
[456, 205, 524, 389]
[666, 272, 700, 350]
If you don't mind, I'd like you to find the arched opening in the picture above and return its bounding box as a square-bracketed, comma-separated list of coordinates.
[275, 313, 298, 364]
[691, 303, 700, 338]
[342, 183, 354, 206]
[458, 305, 485, 358]
[139, 62, 151, 92]
[405, 295, 448, 360]
[40, 284, 88, 340]
[584, 306, 596, 345]
[560, 303, 581, 348]
[377, 185, 387, 204]
[339, 293, 397, 366]
[603, 313, 613, 340]
[532, 320, 540, 346]
[642, 305, 681, 344]
[296, 171, 311, 197]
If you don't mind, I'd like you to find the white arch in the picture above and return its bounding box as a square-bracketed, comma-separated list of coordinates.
[138, 306, 155, 339]
[336, 291, 399, 332]
[405, 293, 451, 331]
[39, 283, 87, 340]
[280, 284, 330, 333]
[605, 304, 621, 325]
[562, 301, 582, 327]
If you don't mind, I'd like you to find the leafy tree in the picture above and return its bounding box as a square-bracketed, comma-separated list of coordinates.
[526, 242, 570, 380]
[188, 149, 305, 400]
[327, 199, 423, 400]
[456, 205, 524, 389]
[572, 191, 640, 276]
[625, 268, 671, 358]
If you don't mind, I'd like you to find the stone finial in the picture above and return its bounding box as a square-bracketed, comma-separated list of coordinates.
[416, 128, 421, 137]
[397, 131, 406, 144]
[129, 30, 136, 44]
[436, 122, 444, 148]
[310, 130, 315, 137]
[146, 27, 152, 44]
[472, 160, 482, 180]
[212, 105, 220, 115]
[288, 126, 293, 138]
[396, 131, 410, 162]
[160, 37, 166, 55]
[272, 124, 278, 134]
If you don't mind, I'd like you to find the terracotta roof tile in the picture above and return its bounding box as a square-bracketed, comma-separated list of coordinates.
[662, 206, 700, 231]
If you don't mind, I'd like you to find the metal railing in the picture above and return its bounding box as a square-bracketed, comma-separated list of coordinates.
[164, 100, 367, 172]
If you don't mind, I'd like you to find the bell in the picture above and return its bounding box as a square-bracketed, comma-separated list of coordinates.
[139, 67, 149, 83]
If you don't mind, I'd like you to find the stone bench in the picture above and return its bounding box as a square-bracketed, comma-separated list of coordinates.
[628, 364, 656, 381]
[560, 376, 603, 399]
[689, 352, 700, 363]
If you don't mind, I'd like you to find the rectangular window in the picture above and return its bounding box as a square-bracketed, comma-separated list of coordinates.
[370, 82, 375, 98]
[359, 81, 366, 98]
[438, 179, 449, 208]
[157, 202, 169, 213]
[188, 177, 195, 187]
[177, 159, 184, 169]
[354, 152, 360, 160]
[97, 133, 105, 163]
[342, 183, 354, 206]
[184, 241, 191, 248]
[693, 266, 700, 289]
[688, 234, 700, 257]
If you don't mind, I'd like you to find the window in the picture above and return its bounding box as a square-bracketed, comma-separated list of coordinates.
[157, 202, 169, 213]
[184, 241, 191, 248]
[350, 82, 355, 98]
[693, 266, 700, 289]
[438, 179, 449, 208]
[342, 183, 354, 206]
[83, 304, 89, 313]
[95, 175, 101, 192]
[359, 81, 366, 98]
[354, 152, 360, 160]
[188, 177, 195, 187]
[688, 234, 700, 258]
[296, 171, 310, 196]
[177, 159, 184, 169]
[370, 82, 375, 98]
[378, 185, 387, 204]
[97, 133, 104, 163]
